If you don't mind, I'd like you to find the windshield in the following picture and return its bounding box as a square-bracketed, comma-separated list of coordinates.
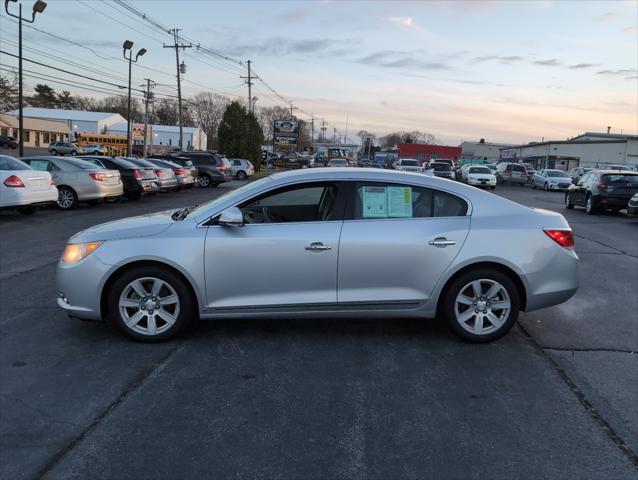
[432, 163, 451, 171]
[330, 159, 347, 165]
[468, 167, 492, 174]
[329, 148, 346, 157]
[547, 170, 569, 177]
[401, 160, 419, 166]
[188, 176, 272, 218]
[0, 155, 31, 170]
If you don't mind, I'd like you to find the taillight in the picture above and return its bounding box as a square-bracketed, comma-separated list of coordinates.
[596, 183, 611, 189]
[133, 170, 142, 180]
[544, 229, 574, 248]
[175, 168, 187, 175]
[4, 175, 25, 187]
[522, 172, 528, 176]
[89, 172, 105, 182]
[155, 169, 167, 178]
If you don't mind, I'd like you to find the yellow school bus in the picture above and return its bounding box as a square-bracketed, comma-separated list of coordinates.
[75, 133, 127, 156]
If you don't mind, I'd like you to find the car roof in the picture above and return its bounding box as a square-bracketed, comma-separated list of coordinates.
[596, 170, 637, 174]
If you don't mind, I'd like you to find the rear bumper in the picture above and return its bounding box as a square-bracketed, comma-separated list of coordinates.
[524, 247, 579, 312]
[596, 195, 634, 208]
[158, 178, 179, 190]
[0, 186, 58, 207]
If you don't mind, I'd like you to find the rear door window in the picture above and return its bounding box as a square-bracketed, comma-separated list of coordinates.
[27, 159, 51, 171]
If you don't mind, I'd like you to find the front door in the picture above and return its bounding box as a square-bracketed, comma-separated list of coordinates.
[203, 182, 345, 311]
[337, 181, 470, 308]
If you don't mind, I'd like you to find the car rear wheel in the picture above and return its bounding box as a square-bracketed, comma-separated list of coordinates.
[531, 180, 536, 189]
[565, 193, 574, 209]
[586, 194, 597, 215]
[237, 170, 247, 180]
[70, 150, 77, 156]
[198, 174, 211, 187]
[57, 186, 77, 210]
[544, 182, 549, 191]
[108, 266, 194, 342]
[50, 149, 57, 155]
[442, 269, 519, 343]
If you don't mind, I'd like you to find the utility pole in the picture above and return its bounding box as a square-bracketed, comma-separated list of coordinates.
[164, 29, 192, 151]
[333, 127, 337, 143]
[320, 119, 327, 143]
[310, 116, 315, 144]
[142, 78, 156, 157]
[344, 115, 349, 144]
[289, 101, 297, 118]
[240, 60, 255, 113]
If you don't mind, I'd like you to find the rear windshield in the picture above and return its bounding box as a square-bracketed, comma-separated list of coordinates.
[330, 159, 347, 165]
[432, 163, 451, 171]
[126, 158, 156, 168]
[62, 158, 99, 170]
[111, 158, 139, 169]
[468, 167, 491, 174]
[547, 170, 569, 177]
[0, 155, 31, 170]
[602, 174, 638, 184]
[401, 160, 420, 166]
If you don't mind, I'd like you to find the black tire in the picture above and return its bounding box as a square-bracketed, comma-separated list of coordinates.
[199, 174, 211, 187]
[565, 193, 574, 209]
[490, 186, 496, 190]
[70, 150, 77, 156]
[107, 265, 195, 342]
[543, 182, 549, 191]
[531, 180, 536, 189]
[50, 149, 57, 155]
[18, 206, 36, 215]
[172, 186, 182, 192]
[57, 186, 77, 210]
[237, 170, 247, 180]
[585, 194, 597, 215]
[442, 269, 520, 343]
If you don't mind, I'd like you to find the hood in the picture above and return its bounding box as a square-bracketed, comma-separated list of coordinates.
[69, 210, 177, 243]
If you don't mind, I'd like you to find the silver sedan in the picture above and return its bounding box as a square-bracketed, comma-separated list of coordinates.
[56, 168, 578, 342]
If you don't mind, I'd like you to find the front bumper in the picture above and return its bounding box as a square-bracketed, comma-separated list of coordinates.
[627, 201, 638, 215]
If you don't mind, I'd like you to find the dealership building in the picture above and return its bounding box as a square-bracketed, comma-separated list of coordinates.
[500, 132, 638, 171]
[459, 138, 516, 162]
[397, 143, 462, 163]
[0, 113, 70, 148]
[105, 123, 206, 151]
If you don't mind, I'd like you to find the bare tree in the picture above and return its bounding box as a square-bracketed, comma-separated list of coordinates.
[0, 72, 18, 111]
[256, 106, 289, 144]
[189, 92, 229, 150]
[379, 130, 439, 147]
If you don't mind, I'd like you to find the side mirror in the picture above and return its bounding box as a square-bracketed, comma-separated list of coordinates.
[218, 206, 244, 227]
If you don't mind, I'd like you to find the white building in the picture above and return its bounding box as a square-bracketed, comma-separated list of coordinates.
[459, 139, 516, 162]
[500, 132, 638, 171]
[6, 107, 125, 138]
[105, 122, 207, 151]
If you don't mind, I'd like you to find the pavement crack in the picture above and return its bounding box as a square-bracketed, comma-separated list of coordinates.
[517, 322, 638, 470]
[574, 233, 638, 259]
[542, 347, 636, 354]
[33, 340, 185, 479]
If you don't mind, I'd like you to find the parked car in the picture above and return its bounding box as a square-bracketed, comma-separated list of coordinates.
[567, 167, 592, 185]
[627, 193, 638, 215]
[82, 144, 104, 155]
[0, 155, 57, 214]
[461, 165, 496, 189]
[125, 157, 179, 192]
[22, 156, 122, 209]
[565, 170, 638, 214]
[0, 135, 17, 149]
[78, 156, 159, 200]
[519, 163, 536, 178]
[228, 158, 254, 179]
[274, 151, 312, 169]
[605, 164, 633, 171]
[147, 154, 199, 184]
[430, 162, 455, 180]
[327, 158, 349, 167]
[531, 169, 572, 191]
[146, 158, 195, 189]
[496, 162, 530, 185]
[177, 152, 231, 186]
[48, 142, 84, 156]
[395, 159, 423, 173]
[56, 168, 578, 343]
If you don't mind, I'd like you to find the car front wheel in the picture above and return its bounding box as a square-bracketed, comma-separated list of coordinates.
[198, 174, 211, 187]
[50, 149, 57, 155]
[565, 193, 574, 209]
[531, 180, 536, 189]
[237, 170, 247, 180]
[586, 195, 597, 215]
[70, 150, 77, 156]
[108, 266, 194, 342]
[442, 269, 520, 343]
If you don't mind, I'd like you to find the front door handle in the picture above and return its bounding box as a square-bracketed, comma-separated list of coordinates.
[305, 242, 332, 251]
[429, 237, 456, 247]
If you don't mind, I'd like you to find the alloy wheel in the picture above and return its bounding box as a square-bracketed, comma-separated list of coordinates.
[57, 189, 75, 209]
[199, 175, 210, 187]
[118, 277, 180, 336]
[454, 279, 511, 336]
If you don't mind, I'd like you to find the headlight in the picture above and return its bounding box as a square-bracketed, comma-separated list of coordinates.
[61, 242, 102, 263]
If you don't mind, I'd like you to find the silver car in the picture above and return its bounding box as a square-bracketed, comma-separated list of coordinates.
[228, 158, 255, 180]
[48, 142, 84, 156]
[22, 156, 123, 209]
[56, 168, 578, 342]
[531, 169, 572, 191]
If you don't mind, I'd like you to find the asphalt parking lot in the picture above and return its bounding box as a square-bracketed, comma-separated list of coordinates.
[1, 181, 637, 479]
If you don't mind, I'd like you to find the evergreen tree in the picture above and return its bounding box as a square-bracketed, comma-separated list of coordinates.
[218, 101, 264, 166]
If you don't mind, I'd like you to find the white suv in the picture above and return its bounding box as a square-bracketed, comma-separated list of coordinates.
[395, 159, 422, 173]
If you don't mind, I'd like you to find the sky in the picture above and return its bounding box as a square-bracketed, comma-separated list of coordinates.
[0, 0, 637, 145]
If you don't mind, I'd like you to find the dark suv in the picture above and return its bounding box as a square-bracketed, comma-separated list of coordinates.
[177, 152, 231, 187]
[0, 135, 17, 149]
[566, 170, 638, 214]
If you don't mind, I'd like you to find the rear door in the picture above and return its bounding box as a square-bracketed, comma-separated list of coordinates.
[337, 181, 470, 309]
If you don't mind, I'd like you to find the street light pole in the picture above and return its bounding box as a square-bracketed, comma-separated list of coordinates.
[4, 0, 47, 158]
[122, 40, 146, 157]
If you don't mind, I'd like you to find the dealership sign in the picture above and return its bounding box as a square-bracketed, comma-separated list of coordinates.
[273, 119, 299, 150]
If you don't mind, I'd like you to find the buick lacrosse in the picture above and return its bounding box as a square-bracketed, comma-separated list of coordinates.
[57, 168, 578, 342]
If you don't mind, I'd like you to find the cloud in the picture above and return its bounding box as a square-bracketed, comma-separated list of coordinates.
[472, 55, 523, 64]
[356, 50, 450, 71]
[387, 16, 414, 28]
[597, 69, 638, 76]
[592, 12, 618, 22]
[534, 58, 561, 66]
[221, 38, 344, 57]
[568, 63, 601, 69]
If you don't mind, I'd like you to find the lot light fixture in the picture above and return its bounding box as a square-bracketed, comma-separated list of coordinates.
[123, 40, 146, 157]
[4, 0, 48, 157]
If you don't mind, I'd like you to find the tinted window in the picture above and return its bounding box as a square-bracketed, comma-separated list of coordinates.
[60, 158, 98, 170]
[27, 159, 50, 171]
[240, 183, 338, 223]
[468, 167, 491, 174]
[0, 156, 31, 170]
[602, 174, 638, 185]
[432, 163, 451, 171]
[401, 160, 420, 166]
[512, 165, 525, 172]
[546, 170, 568, 177]
[354, 182, 467, 219]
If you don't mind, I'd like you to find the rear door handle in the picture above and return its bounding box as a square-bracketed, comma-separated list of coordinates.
[429, 237, 456, 247]
[305, 242, 332, 251]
